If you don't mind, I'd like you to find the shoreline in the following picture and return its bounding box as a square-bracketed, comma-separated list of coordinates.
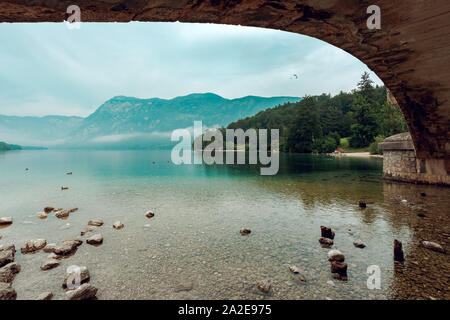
[329, 152, 383, 158]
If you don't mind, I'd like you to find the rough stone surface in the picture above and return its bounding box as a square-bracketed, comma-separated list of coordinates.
[35, 292, 53, 300]
[0, 282, 16, 300]
[289, 265, 300, 274]
[86, 234, 103, 245]
[240, 228, 251, 235]
[146, 211, 155, 218]
[330, 261, 348, 280]
[66, 283, 98, 300]
[0, 262, 21, 283]
[53, 239, 82, 256]
[44, 207, 54, 213]
[0, 249, 14, 268]
[21, 239, 47, 254]
[353, 241, 366, 249]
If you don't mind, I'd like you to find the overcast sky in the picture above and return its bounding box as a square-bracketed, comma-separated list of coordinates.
[0, 22, 382, 117]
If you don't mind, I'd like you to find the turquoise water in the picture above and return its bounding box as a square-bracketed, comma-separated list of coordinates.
[0, 150, 448, 300]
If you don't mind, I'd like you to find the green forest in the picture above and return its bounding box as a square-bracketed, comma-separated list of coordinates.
[0, 142, 21, 151]
[222, 72, 407, 154]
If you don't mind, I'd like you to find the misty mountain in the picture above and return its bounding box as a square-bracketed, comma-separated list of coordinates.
[0, 93, 300, 148]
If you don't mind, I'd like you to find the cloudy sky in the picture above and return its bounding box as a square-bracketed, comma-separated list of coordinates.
[0, 22, 382, 117]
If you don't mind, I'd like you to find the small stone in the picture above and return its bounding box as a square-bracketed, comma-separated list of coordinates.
[21, 239, 47, 254]
[240, 228, 251, 235]
[297, 275, 307, 282]
[0, 217, 13, 225]
[113, 221, 124, 229]
[420, 192, 426, 197]
[81, 225, 97, 236]
[420, 241, 445, 253]
[38, 212, 48, 219]
[175, 281, 194, 292]
[358, 200, 367, 208]
[0, 262, 21, 283]
[44, 207, 54, 213]
[35, 292, 53, 300]
[86, 234, 103, 245]
[327, 280, 335, 286]
[145, 211, 155, 218]
[55, 208, 77, 219]
[61, 186, 69, 191]
[353, 241, 366, 248]
[66, 172, 73, 175]
[417, 213, 426, 218]
[289, 265, 300, 274]
[320, 226, 335, 239]
[63, 266, 90, 289]
[256, 280, 271, 294]
[394, 239, 404, 262]
[319, 237, 333, 247]
[40, 259, 60, 271]
[66, 283, 98, 300]
[0, 282, 17, 300]
[53, 239, 82, 256]
[88, 219, 103, 227]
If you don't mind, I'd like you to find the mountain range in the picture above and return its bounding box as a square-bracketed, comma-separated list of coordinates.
[0, 93, 300, 149]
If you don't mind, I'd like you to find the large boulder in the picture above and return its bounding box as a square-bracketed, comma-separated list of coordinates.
[66, 283, 98, 300]
[21, 239, 47, 254]
[0, 262, 21, 283]
[0, 282, 16, 300]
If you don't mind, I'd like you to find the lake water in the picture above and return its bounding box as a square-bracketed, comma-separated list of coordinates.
[0, 150, 449, 300]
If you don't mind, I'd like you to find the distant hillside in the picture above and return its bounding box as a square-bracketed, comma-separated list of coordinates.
[0, 141, 21, 151]
[0, 93, 301, 148]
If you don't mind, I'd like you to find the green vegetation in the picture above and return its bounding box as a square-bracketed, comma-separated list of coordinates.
[222, 72, 407, 154]
[0, 142, 22, 151]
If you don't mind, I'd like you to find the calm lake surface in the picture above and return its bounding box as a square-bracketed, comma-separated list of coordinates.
[0, 150, 449, 300]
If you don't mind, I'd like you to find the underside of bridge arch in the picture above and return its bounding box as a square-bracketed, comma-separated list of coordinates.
[0, 0, 449, 182]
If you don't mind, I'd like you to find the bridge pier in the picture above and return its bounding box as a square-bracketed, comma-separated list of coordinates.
[379, 133, 449, 186]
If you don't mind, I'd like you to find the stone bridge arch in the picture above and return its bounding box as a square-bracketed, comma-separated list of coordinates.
[0, 0, 449, 182]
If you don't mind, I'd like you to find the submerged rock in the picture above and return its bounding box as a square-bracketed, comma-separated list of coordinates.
[0, 262, 21, 283]
[0, 217, 12, 226]
[256, 280, 271, 294]
[38, 212, 48, 219]
[81, 225, 97, 236]
[320, 226, 335, 239]
[319, 237, 333, 247]
[44, 207, 54, 213]
[328, 249, 345, 262]
[63, 266, 90, 289]
[35, 292, 53, 300]
[40, 259, 60, 271]
[289, 265, 300, 274]
[145, 211, 155, 219]
[86, 234, 103, 245]
[240, 228, 251, 236]
[353, 241, 366, 249]
[420, 241, 445, 253]
[66, 283, 98, 300]
[0, 282, 17, 300]
[88, 219, 103, 227]
[175, 281, 194, 292]
[297, 275, 307, 282]
[21, 239, 47, 254]
[394, 239, 404, 262]
[113, 221, 124, 230]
